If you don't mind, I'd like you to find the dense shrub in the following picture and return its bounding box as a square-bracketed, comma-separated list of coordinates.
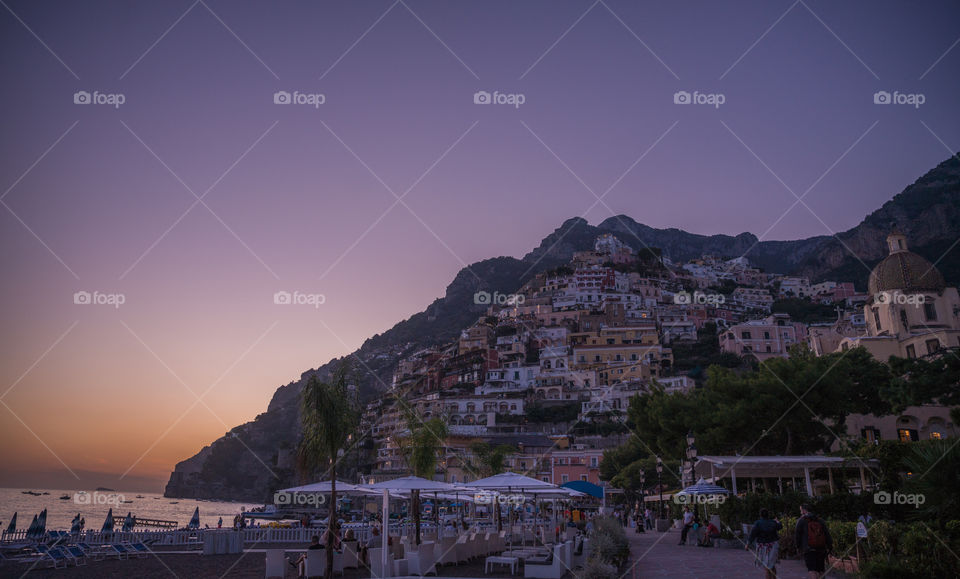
[589, 517, 630, 568]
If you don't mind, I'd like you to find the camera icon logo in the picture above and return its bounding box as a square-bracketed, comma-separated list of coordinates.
[473, 91, 491, 105]
[274, 492, 292, 505]
[474, 291, 491, 305]
[273, 291, 292, 305]
[673, 291, 691, 305]
[673, 91, 691, 105]
[74, 91, 91, 105]
[873, 490, 891, 504]
[873, 91, 891, 105]
[273, 91, 291, 105]
[74, 291, 92, 305]
[74, 491, 91, 505]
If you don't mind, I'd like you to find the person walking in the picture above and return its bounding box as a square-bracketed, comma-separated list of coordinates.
[678, 506, 694, 545]
[796, 504, 833, 579]
[644, 507, 653, 530]
[746, 509, 783, 578]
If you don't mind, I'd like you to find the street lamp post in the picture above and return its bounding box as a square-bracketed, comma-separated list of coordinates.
[638, 468, 646, 533]
[656, 456, 663, 520]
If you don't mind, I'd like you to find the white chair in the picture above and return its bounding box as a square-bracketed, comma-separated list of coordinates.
[408, 541, 437, 576]
[524, 544, 565, 579]
[343, 540, 360, 568]
[437, 536, 458, 566]
[303, 549, 326, 578]
[264, 549, 286, 579]
[368, 547, 393, 578]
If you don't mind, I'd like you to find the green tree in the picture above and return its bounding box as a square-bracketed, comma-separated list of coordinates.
[470, 442, 515, 476]
[399, 413, 449, 545]
[298, 364, 360, 576]
[903, 439, 960, 524]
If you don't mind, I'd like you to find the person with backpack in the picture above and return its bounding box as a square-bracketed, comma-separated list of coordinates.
[796, 504, 833, 579]
[746, 509, 783, 578]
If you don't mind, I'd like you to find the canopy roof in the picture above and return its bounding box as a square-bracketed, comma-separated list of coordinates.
[366, 476, 456, 492]
[463, 472, 558, 491]
[676, 477, 731, 495]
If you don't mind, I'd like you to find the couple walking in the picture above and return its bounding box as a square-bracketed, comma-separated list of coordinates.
[746, 504, 834, 579]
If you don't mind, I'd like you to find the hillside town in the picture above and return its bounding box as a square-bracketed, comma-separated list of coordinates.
[360, 232, 959, 487]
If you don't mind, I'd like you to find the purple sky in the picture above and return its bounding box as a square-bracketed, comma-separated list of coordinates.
[1, 0, 958, 491]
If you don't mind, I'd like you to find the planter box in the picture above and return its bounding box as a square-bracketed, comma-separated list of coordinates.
[655, 519, 672, 532]
[828, 555, 859, 573]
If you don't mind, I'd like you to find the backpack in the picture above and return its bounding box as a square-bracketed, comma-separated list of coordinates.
[806, 517, 826, 549]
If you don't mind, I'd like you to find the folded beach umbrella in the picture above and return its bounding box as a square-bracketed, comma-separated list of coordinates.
[5, 512, 17, 535]
[36, 510, 47, 537]
[101, 508, 114, 532]
[26, 514, 37, 539]
[187, 506, 200, 529]
[122, 512, 134, 532]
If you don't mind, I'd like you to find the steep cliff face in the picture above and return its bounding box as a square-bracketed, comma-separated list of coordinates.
[795, 155, 960, 287]
[164, 154, 960, 500]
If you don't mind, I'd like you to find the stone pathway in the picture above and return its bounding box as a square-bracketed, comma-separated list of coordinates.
[624, 528, 839, 578]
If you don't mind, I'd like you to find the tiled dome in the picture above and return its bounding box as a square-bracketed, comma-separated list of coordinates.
[868, 233, 946, 295]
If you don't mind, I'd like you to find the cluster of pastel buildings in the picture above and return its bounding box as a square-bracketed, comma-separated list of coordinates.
[359, 232, 958, 486]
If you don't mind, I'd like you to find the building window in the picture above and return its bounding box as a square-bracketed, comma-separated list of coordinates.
[561, 474, 569, 483]
[900, 309, 909, 330]
[763, 331, 770, 339]
[590, 457, 598, 467]
[930, 431, 942, 440]
[897, 429, 918, 442]
[926, 339, 941, 355]
[906, 344, 916, 359]
[741, 331, 752, 340]
[924, 302, 937, 321]
[873, 309, 881, 330]
[861, 428, 881, 443]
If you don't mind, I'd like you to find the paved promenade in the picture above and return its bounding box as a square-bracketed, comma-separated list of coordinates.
[624, 527, 838, 578]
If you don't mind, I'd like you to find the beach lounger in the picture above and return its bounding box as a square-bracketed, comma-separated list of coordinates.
[64, 546, 87, 566]
[108, 544, 130, 560]
[124, 542, 148, 558]
[45, 547, 70, 569]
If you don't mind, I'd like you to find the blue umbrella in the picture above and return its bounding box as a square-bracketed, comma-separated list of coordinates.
[675, 477, 731, 496]
[187, 507, 200, 530]
[5, 512, 17, 535]
[101, 508, 115, 532]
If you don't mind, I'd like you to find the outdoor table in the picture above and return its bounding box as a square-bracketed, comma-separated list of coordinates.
[485, 555, 519, 574]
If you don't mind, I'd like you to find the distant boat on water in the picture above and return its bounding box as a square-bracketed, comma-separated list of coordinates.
[21, 491, 42, 496]
[136, 495, 145, 499]
[96, 487, 115, 492]
[169, 501, 179, 504]
[59, 494, 71, 500]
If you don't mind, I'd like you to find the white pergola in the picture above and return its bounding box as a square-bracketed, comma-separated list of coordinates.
[694, 455, 881, 496]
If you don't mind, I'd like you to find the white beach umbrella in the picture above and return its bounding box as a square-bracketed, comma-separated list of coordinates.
[363, 477, 456, 577]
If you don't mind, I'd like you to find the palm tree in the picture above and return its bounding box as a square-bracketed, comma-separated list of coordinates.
[904, 439, 960, 524]
[400, 413, 448, 545]
[470, 442, 514, 531]
[298, 363, 360, 577]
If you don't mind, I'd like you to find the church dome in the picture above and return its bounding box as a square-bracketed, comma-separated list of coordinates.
[867, 233, 946, 295]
